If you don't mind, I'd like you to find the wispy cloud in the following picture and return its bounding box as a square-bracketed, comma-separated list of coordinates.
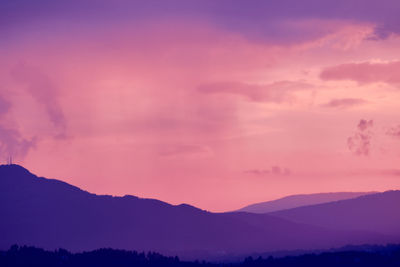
[197, 81, 312, 103]
[11, 63, 67, 138]
[0, 95, 36, 160]
[158, 144, 212, 157]
[322, 98, 367, 109]
[386, 124, 400, 138]
[0, 127, 37, 161]
[346, 169, 400, 177]
[320, 61, 400, 85]
[244, 166, 291, 176]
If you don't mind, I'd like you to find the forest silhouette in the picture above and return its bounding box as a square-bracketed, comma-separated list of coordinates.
[1, 245, 400, 267]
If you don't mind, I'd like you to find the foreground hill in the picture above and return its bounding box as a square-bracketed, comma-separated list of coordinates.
[270, 190, 400, 236]
[0, 165, 391, 259]
[238, 192, 376, 213]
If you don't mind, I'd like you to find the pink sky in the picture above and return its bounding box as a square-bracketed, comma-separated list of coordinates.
[1, 1, 400, 211]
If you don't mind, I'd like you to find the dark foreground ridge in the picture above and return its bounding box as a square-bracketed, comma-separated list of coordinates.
[1, 164, 400, 260]
[1, 245, 400, 267]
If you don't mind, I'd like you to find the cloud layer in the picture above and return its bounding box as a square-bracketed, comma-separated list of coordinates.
[320, 61, 400, 85]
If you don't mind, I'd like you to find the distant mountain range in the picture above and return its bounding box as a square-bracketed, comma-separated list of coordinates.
[270, 191, 400, 236]
[237, 192, 377, 213]
[1, 164, 399, 260]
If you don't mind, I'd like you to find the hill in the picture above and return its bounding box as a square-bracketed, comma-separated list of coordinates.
[270, 191, 400, 236]
[237, 192, 376, 213]
[0, 164, 392, 259]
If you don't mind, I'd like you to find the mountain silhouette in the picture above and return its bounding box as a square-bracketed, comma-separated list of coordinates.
[238, 192, 376, 213]
[270, 191, 400, 236]
[0, 164, 394, 259]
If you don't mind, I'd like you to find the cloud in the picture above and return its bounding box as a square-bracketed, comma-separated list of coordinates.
[11, 63, 67, 138]
[0, 95, 36, 160]
[0, 95, 11, 115]
[158, 144, 212, 157]
[347, 119, 373, 156]
[382, 169, 400, 176]
[0, 127, 37, 161]
[322, 98, 367, 108]
[2, 0, 400, 43]
[386, 124, 400, 138]
[357, 119, 374, 131]
[244, 166, 291, 176]
[347, 169, 400, 177]
[197, 81, 312, 103]
[320, 61, 400, 85]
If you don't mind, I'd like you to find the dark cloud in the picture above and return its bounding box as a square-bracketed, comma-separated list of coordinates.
[2, 0, 399, 44]
[244, 166, 291, 176]
[347, 119, 373, 156]
[358, 119, 374, 131]
[322, 98, 367, 109]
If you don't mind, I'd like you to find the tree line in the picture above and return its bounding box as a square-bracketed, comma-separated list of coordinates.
[1, 244, 400, 267]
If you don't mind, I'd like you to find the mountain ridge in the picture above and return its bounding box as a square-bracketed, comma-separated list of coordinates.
[0, 164, 396, 260]
[270, 190, 400, 236]
[237, 191, 378, 213]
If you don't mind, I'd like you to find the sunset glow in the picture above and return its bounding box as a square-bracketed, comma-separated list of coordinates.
[1, 0, 400, 211]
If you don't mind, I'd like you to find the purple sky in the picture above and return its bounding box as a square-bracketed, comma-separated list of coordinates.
[1, 0, 400, 211]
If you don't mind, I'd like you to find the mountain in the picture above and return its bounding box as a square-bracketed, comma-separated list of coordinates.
[270, 191, 400, 236]
[0, 164, 392, 259]
[237, 192, 377, 213]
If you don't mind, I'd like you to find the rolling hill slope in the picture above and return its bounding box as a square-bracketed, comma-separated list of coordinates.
[270, 191, 400, 236]
[0, 164, 392, 259]
[238, 192, 376, 213]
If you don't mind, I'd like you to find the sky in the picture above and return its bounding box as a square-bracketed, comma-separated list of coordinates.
[1, 0, 400, 211]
